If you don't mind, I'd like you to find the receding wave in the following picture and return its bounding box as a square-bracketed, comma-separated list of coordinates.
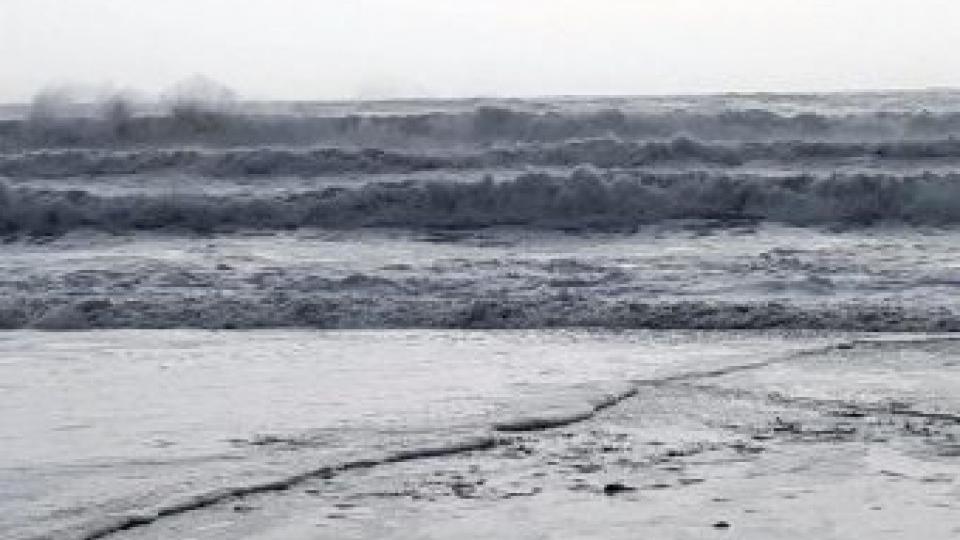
[24, 379, 641, 540]
[3, 169, 960, 236]
[9, 137, 960, 178]
[34, 435, 498, 540]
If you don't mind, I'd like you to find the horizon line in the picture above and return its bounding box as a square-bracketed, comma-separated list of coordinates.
[2, 85, 960, 108]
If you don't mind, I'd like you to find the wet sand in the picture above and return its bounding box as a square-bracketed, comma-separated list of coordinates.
[106, 336, 960, 540]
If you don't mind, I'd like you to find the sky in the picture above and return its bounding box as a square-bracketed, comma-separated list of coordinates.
[2, 0, 960, 102]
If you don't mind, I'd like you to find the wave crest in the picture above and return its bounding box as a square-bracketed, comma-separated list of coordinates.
[8, 102, 960, 148]
[9, 137, 960, 179]
[3, 169, 960, 236]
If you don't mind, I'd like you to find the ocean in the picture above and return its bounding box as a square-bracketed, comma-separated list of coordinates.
[2, 92, 960, 539]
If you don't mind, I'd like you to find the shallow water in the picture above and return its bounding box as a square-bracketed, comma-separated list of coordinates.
[86, 333, 960, 540]
[0, 329, 840, 539]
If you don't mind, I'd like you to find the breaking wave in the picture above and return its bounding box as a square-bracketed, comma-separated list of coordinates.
[8, 137, 960, 178]
[3, 169, 960, 236]
[3, 296, 958, 332]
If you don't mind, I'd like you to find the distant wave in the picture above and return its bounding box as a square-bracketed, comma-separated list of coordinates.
[0, 146, 452, 178]
[3, 169, 960, 236]
[7, 137, 960, 178]
[7, 104, 960, 149]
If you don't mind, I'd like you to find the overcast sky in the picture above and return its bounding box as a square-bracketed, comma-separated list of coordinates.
[2, 0, 960, 102]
